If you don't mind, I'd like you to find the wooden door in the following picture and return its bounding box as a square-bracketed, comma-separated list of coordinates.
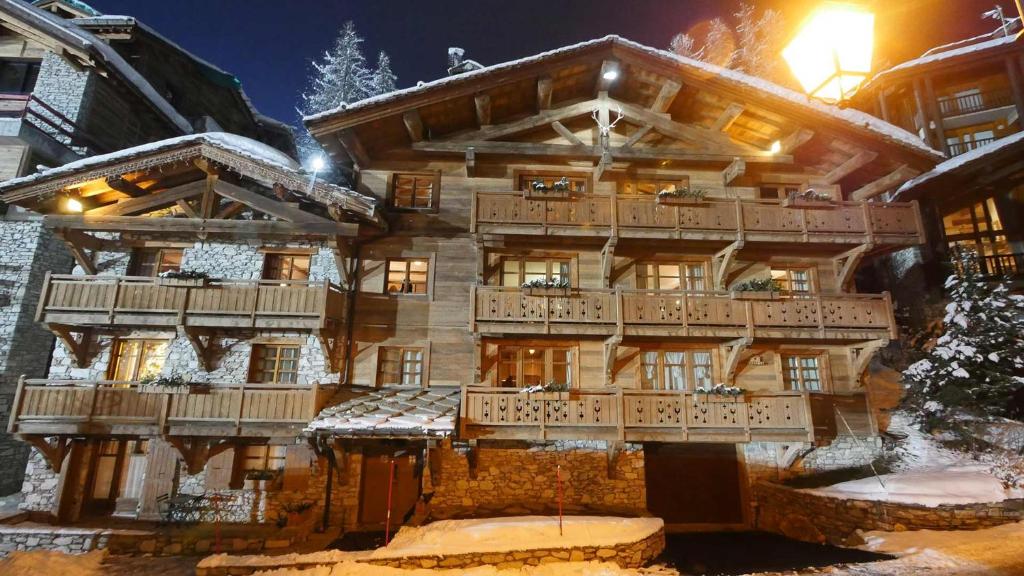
[84, 440, 127, 516]
[359, 452, 420, 528]
[644, 443, 744, 526]
[138, 439, 180, 520]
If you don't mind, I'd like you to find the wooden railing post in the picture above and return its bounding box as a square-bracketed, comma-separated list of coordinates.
[107, 277, 121, 324]
[235, 382, 246, 431]
[250, 283, 261, 327]
[7, 375, 26, 433]
[34, 271, 52, 323]
[459, 383, 468, 438]
[815, 293, 826, 337]
[86, 381, 100, 425]
[615, 388, 625, 441]
[469, 284, 477, 333]
[883, 291, 898, 340]
[308, 381, 321, 420]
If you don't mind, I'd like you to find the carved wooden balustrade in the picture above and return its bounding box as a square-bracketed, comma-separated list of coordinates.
[36, 274, 347, 330]
[460, 385, 815, 442]
[473, 192, 923, 246]
[472, 286, 897, 340]
[7, 378, 333, 438]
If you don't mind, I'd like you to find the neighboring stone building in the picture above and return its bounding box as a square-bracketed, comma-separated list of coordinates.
[0, 0, 294, 494]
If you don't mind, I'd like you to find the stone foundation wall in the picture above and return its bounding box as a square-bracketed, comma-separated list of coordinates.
[799, 436, 884, 472]
[754, 481, 1024, 545]
[429, 441, 646, 519]
[18, 450, 58, 513]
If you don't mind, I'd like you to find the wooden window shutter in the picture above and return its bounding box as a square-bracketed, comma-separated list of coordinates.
[282, 444, 314, 491]
[205, 448, 234, 490]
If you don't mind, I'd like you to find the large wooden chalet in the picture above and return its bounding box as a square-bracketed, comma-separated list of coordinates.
[6, 36, 939, 530]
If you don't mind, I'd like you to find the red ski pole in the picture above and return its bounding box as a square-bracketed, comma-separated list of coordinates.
[385, 458, 397, 544]
[556, 463, 564, 536]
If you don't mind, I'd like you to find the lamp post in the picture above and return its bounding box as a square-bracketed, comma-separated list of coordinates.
[782, 2, 875, 103]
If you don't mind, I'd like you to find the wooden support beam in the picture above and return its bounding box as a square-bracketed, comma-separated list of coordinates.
[317, 327, 345, 373]
[213, 179, 328, 224]
[824, 150, 878, 184]
[175, 199, 199, 219]
[608, 98, 751, 153]
[21, 436, 73, 472]
[604, 335, 622, 385]
[850, 339, 888, 387]
[337, 129, 370, 169]
[622, 124, 652, 148]
[650, 80, 682, 112]
[778, 128, 815, 154]
[200, 173, 219, 219]
[412, 140, 789, 164]
[711, 103, 745, 132]
[86, 180, 206, 217]
[833, 243, 873, 292]
[850, 165, 919, 201]
[473, 94, 491, 126]
[182, 328, 214, 371]
[536, 76, 553, 110]
[449, 99, 601, 142]
[722, 337, 753, 384]
[214, 201, 245, 220]
[722, 158, 746, 186]
[402, 110, 425, 142]
[465, 148, 476, 178]
[551, 120, 584, 145]
[606, 441, 623, 479]
[48, 324, 90, 368]
[466, 441, 479, 480]
[167, 438, 233, 475]
[44, 215, 359, 238]
[105, 176, 146, 198]
[52, 228, 97, 275]
[596, 60, 620, 94]
[600, 237, 617, 289]
[713, 240, 744, 290]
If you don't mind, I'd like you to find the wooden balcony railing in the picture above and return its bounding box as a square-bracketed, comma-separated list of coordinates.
[472, 286, 897, 339]
[473, 193, 923, 245]
[460, 385, 815, 442]
[7, 378, 334, 437]
[938, 88, 1014, 118]
[36, 274, 347, 330]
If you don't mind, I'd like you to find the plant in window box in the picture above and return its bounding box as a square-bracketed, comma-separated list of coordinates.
[518, 380, 570, 400]
[138, 374, 210, 394]
[521, 277, 571, 296]
[655, 186, 707, 205]
[781, 188, 836, 209]
[522, 177, 583, 201]
[244, 469, 280, 491]
[157, 269, 210, 287]
[282, 500, 316, 527]
[729, 277, 781, 300]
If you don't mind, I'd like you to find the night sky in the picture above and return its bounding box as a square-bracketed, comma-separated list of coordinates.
[87, 0, 1017, 127]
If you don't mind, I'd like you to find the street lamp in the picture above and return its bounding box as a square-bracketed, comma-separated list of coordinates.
[782, 2, 875, 103]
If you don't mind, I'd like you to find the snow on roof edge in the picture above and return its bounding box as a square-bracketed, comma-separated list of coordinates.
[305, 34, 940, 159]
[870, 34, 1019, 84]
[895, 131, 1024, 198]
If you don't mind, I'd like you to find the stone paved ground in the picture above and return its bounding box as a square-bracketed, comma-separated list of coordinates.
[102, 555, 200, 576]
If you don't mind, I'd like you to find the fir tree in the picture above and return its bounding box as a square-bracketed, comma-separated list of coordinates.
[902, 249, 1024, 437]
[369, 51, 398, 97]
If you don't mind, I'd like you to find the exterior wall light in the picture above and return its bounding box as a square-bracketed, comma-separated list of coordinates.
[783, 2, 875, 103]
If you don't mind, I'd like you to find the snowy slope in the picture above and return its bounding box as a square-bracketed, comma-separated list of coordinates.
[804, 466, 1024, 506]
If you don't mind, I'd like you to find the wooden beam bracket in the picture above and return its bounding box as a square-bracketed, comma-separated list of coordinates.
[722, 337, 753, 384]
[600, 237, 617, 288]
[722, 158, 746, 186]
[604, 334, 622, 385]
[182, 327, 214, 372]
[833, 243, 873, 293]
[713, 240, 744, 290]
[21, 435, 73, 472]
[317, 326, 346, 373]
[850, 339, 888, 387]
[167, 437, 234, 475]
[48, 324, 91, 368]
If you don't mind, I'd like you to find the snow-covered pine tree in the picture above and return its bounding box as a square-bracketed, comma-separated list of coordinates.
[902, 249, 1024, 437]
[369, 51, 398, 97]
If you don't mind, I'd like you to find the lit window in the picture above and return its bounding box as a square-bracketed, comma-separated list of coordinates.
[518, 174, 587, 194]
[637, 261, 708, 291]
[110, 339, 168, 383]
[377, 347, 424, 386]
[501, 257, 571, 286]
[386, 258, 429, 294]
[249, 344, 300, 384]
[640, 350, 713, 390]
[759, 185, 801, 200]
[496, 346, 573, 388]
[782, 354, 824, 392]
[770, 268, 813, 293]
[242, 445, 287, 471]
[392, 173, 436, 209]
[621, 178, 688, 196]
[263, 253, 310, 281]
[129, 248, 183, 277]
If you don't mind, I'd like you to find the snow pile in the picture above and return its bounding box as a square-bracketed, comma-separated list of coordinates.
[371, 516, 664, 559]
[0, 549, 106, 576]
[860, 521, 1024, 575]
[199, 550, 366, 569]
[253, 561, 674, 576]
[803, 465, 1024, 506]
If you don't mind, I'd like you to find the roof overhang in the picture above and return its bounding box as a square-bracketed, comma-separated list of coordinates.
[895, 132, 1024, 205]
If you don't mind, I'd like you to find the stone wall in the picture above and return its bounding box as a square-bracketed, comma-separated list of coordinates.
[799, 436, 884, 472]
[429, 441, 646, 519]
[754, 481, 1024, 545]
[31, 52, 92, 153]
[18, 450, 58, 513]
[0, 217, 72, 494]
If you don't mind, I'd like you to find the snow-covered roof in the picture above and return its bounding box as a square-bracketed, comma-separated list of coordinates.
[305, 35, 940, 160]
[870, 34, 1019, 83]
[306, 386, 460, 438]
[0, 132, 378, 219]
[0, 0, 193, 134]
[895, 131, 1024, 200]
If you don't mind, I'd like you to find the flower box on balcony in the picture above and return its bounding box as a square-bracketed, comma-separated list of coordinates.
[692, 394, 744, 403]
[138, 381, 210, 394]
[525, 391, 571, 401]
[156, 277, 208, 287]
[781, 194, 836, 210]
[655, 195, 707, 206]
[730, 290, 777, 300]
[522, 287, 571, 297]
[522, 189, 583, 201]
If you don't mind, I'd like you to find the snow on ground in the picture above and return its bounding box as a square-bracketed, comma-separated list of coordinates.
[370, 516, 664, 559]
[0, 549, 107, 576]
[803, 465, 1024, 506]
[857, 521, 1024, 576]
[253, 561, 676, 576]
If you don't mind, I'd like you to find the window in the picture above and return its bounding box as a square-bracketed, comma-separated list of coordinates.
[782, 354, 825, 392]
[391, 173, 438, 210]
[945, 124, 997, 156]
[496, 346, 573, 388]
[759, 184, 800, 200]
[517, 174, 587, 194]
[942, 199, 1016, 276]
[249, 344, 300, 384]
[621, 178, 688, 196]
[386, 258, 429, 294]
[377, 346, 424, 386]
[128, 248, 183, 277]
[241, 445, 287, 472]
[636, 261, 708, 291]
[109, 339, 168, 382]
[640, 349, 714, 390]
[500, 257, 571, 287]
[0, 59, 41, 95]
[770, 267, 814, 293]
[263, 253, 310, 281]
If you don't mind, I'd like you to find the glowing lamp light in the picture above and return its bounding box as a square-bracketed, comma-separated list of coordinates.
[770, 140, 782, 154]
[310, 156, 326, 172]
[783, 3, 875, 102]
[602, 69, 619, 81]
[65, 197, 84, 213]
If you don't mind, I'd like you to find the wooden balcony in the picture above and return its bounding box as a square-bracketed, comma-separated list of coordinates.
[460, 386, 816, 443]
[7, 378, 335, 438]
[472, 286, 897, 341]
[472, 192, 923, 248]
[37, 274, 348, 331]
